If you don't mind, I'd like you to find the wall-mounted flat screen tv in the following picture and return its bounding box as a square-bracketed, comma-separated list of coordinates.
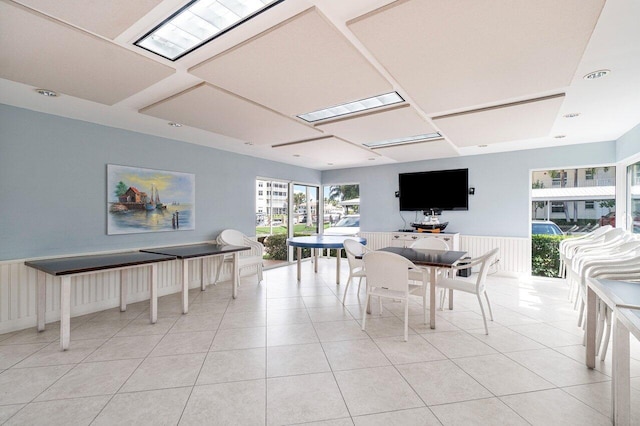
[399, 168, 469, 211]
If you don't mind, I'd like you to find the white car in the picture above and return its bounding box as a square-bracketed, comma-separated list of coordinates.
[324, 215, 360, 236]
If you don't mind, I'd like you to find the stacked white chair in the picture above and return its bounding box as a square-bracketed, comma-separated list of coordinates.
[559, 225, 612, 278]
[572, 240, 640, 326]
[563, 227, 621, 302]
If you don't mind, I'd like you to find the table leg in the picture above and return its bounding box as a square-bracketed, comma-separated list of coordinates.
[182, 259, 189, 314]
[612, 317, 631, 425]
[336, 248, 341, 285]
[449, 289, 454, 311]
[586, 286, 597, 368]
[232, 252, 239, 299]
[297, 247, 302, 281]
[430, 268, 437, 329]
[120, 270, 128, 312]
[60, 276, 71, 351]
[150, 264, 158, 324]
[314, 248, 318, 273]
[37, 271, 46, 331]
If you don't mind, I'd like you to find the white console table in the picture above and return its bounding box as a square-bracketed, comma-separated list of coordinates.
[390, 232, 460, 250]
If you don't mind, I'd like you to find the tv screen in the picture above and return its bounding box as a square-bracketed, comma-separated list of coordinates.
[399, 169, 469, 211]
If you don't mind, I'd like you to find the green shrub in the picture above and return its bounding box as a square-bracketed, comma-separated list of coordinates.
[531, 234, 570, 277]
[263, 233, 313, 260]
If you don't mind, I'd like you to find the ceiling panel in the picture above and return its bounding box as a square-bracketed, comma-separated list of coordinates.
[272, 136, 378, 166]
[433, 94, 565, 147]
[316, 104, 438, 145]
[190, 7, 392, 116]
[372, 139, 459, 162]
[348, 0, 604, 115]
[13, 0, 163, 39]
[140, 83, 323, 145]
[0, 2, 174, 106]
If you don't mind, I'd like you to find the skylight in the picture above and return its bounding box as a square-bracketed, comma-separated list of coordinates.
[297, 92, 404, 123]
[135, 0, 283, 61]
[364, 132, 443, 148]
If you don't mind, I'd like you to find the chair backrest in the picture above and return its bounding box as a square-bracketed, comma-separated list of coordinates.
[218, 229, 246, 246]
[410, 237, 449, 250]
[363, 251, 413, 293]
[472, 248, 500, 293]
[343, 238, 367, 269]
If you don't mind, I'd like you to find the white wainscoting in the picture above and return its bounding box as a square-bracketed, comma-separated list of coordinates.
[0, 248, 235, 335]
[360, 232, 531, 276]
[1, 234, 529, 334]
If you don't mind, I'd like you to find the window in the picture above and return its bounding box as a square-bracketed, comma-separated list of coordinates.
[585, 169, 594, 180]
[628, 161, 640, 233]
[297, 92, 404, 123]
[585, 201, 594, 209]
[135, 0, 284, 61]
[551, 202, 565, 213]
[258, 190, 263, 196]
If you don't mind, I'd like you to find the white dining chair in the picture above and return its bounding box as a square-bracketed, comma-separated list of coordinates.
[436, 248, 499, 334]
[362, 251, 426, 341]
[409, 237, 450, 307]
[559, 225, 612, 278]
[342, 238, 371, 304]
[215, 229, 264, 285]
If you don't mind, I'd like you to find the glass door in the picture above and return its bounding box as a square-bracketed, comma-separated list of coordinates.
[255, 178, 289, 268]
[292, 184, 320, 261]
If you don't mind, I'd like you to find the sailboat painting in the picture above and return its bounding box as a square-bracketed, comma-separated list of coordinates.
[107, 164, 195, 235]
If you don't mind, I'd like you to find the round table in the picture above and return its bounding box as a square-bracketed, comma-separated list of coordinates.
[286, 235, 367, 284]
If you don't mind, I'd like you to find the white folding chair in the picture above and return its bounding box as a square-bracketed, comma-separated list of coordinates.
[342, 239, 371, 304]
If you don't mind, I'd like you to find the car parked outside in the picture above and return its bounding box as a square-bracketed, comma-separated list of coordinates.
[599, 211, 616, 227]
[324, 215, 360, 236]
[531, 220, 564, 235]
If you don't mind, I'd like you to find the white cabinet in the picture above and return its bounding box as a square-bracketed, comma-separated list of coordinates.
[390, 232, 460, 250]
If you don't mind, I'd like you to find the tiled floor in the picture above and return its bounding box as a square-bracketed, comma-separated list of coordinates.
[1, 259, 639, 425]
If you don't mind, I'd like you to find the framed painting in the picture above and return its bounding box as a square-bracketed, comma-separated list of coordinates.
[107, 164, 195, 235]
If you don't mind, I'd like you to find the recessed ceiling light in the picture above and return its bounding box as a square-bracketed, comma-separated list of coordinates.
[168, 122, 182, 127]
[293, 154, 301, 157]
[135, 0, 283, 61]
[554, 135, 566, 139]
[297, 92, 404, 123]
[563, 113, 581, 118]
[368, 158, 376, 161]
[244, 142, 253, 146]
[478, 144, 488, 148]
[583, 69, 610, 80]
[327, 163, 334, 166]
[35, 89, 58, 97]
[364, 132, 442, 148]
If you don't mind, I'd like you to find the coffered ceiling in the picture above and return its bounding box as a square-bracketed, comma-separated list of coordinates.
[1, 0, 639, 170]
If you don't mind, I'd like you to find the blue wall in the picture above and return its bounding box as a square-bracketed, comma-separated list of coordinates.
[323, 142, 618, 238]
[0, 105, 320, 260]
[617, 122, 640, 162]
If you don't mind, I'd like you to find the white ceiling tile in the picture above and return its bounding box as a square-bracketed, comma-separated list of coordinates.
[434, 94, 565, 147]
[0, 2, 174, 106]
[13, 0, 163, 39]
[189, 7, 392, 116]
[316, 105, 438, 145]
[272, 136, 378, 166]
[139, 83, 323, 145]
[348, 0, 604, 115]
[372, 139, 459, 162]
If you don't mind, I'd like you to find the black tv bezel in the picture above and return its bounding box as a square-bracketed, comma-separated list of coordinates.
[398, 168, 469, 212]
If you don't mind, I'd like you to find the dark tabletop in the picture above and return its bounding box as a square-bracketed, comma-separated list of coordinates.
[379, 246, 467, 267]
[140, 243, 250, 259]
[25, 252, 176, 276]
